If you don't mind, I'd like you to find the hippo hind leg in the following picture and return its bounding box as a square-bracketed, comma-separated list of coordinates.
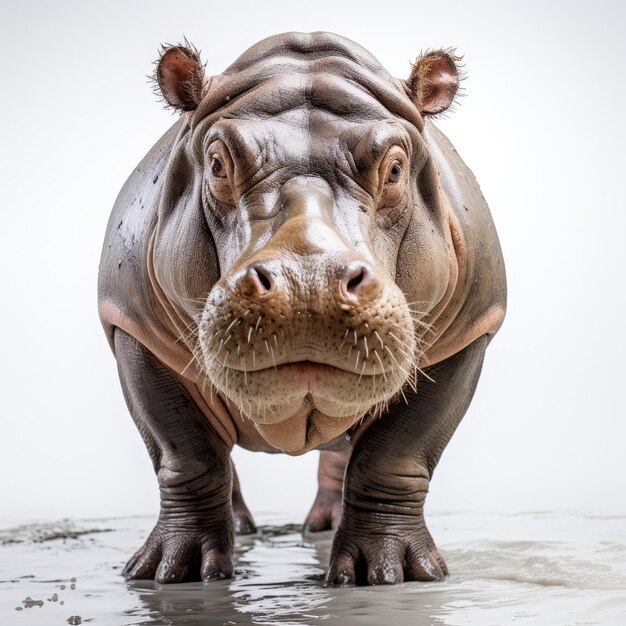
[303, 451, 348, 534]
[231, 461, 257, 535]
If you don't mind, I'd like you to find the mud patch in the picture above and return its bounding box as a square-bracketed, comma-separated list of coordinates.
[0, 520, 112, 546]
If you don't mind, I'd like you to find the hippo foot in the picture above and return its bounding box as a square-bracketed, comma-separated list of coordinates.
[325, 520, 447, 586]
[303, 486, 343, 534]
[123, 518, 233, 584]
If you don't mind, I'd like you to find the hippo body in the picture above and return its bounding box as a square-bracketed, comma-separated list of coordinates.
[99, 32, 505, 585]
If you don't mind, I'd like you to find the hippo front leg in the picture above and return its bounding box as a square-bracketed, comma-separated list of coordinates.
[114, 329, 234, 583]
[326, 336, 489, 586]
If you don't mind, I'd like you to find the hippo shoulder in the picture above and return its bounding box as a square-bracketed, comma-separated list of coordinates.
[98, 121, 181, 348]
[424, 121, 507, 363]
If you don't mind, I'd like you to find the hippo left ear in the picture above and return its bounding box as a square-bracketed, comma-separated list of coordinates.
[155, 42, 206, 111]
[406, 49, 463, 116]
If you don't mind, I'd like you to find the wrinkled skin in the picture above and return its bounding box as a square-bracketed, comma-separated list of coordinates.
[98, 32, 506, 585]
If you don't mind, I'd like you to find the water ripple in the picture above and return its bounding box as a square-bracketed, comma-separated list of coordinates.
[1, 512, 625, 625]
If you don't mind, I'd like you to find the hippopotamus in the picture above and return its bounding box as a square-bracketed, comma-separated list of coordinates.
[98, 31, 506, 586]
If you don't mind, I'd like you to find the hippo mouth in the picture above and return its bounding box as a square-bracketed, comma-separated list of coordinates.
[230, 358, 387, 380]
[211, 351, 402, 424]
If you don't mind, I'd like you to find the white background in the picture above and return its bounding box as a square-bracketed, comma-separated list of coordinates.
[1, 0, 624, 524]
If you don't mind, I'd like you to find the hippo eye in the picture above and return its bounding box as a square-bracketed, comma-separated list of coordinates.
[206, 140, 235, 208]
[376, 148, 408, 227]
[386, 160, 403, 184]
[210, 155, 226, 178]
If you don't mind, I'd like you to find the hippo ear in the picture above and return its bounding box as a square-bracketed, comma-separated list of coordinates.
[406, 49, 463, 116]
[155, 42, 206, 112]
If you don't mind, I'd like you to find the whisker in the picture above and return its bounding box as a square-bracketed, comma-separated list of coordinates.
[373, 349, 386, 381]
[174, 318, 198, 345]
[357, 360, 366, 384]
[371, 365, 376, 398]
[224, 318, 238, 334]
[178, 295, 209, 304]
[339, 327, 350, 349]
[383, 345, 412, 378]
[388, 331, 416, 354]
[241, 356, 247, 386]
[373, 329, 385, 350]
[180, 353, 196, 377]
[415, 364, 436, 384]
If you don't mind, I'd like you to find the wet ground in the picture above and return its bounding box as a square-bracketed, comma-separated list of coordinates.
[1, 511, 625, 625]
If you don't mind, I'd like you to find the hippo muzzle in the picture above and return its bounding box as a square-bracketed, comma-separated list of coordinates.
[199, 174, 416, 436]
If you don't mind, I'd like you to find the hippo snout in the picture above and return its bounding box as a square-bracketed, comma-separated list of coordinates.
[198, 243, 417, 425]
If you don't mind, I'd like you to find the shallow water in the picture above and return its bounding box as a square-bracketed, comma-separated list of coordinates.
[1, 512, 625, 625]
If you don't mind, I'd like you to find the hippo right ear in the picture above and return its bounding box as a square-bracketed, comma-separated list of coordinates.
[155, 43, 206, 112]
[406, 49, 463, 116]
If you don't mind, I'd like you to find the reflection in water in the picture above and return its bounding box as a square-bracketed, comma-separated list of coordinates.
[1, 512, 626, 625]
[231, 525, 330, 624]
[127, 523, 335, 625]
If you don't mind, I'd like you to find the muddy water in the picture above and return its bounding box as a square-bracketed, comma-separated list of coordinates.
[1, 512, 625, 625]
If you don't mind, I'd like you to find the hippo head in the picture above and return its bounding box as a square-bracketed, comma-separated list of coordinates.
[151, 33, 462, 452]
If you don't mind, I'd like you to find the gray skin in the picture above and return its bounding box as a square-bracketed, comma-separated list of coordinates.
[98, 32, 506, 585]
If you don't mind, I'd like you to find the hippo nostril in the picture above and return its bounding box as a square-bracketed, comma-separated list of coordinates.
[248, 265, 273, 293]
[341, 263, 380, 301]
[255, 267, 272, 291]
[346, 269, 365, 293]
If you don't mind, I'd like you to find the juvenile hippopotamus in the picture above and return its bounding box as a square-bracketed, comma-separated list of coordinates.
[98, 32, 506, 586]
